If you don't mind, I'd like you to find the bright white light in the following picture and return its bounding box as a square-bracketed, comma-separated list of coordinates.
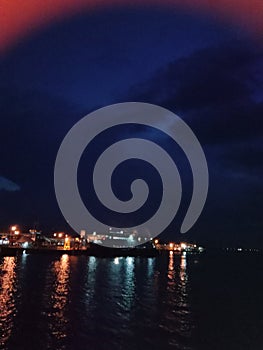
[181, 243, 187, 250]
[127, 257, 133, 266]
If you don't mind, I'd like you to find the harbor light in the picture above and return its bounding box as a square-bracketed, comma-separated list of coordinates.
[181, 243, 187, 250]
[63, 236, 70, 250]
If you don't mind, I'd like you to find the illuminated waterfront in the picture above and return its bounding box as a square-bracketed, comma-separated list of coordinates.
[0, 226, 206, 256]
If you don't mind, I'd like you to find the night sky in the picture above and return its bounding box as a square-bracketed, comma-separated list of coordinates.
[0, 4, 262, 247]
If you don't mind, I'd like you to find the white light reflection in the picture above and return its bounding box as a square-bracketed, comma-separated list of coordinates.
[147, 258, 154, 277]
[123, 256, 135, 311]
[180, 252, 187, 282]
[114, 257, 119, 265]
[127, 256, 133, 266]
[88, 256, 97, 270]
[21, 250, 28, 265]
[108, 256, 136, 316]
[83, 256, 98, 310]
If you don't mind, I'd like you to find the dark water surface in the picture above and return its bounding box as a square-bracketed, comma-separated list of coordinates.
[0, 252, 262, 350]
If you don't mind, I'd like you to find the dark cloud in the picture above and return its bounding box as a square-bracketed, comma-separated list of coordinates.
[131, 40, 262, 108]
[130, 40, 261, 125]
[129, 39, 263, 165]
[127, 39, 263, 246]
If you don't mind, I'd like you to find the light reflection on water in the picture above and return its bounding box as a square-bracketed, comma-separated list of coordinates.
[0, 253, 196, 350]
[43, 254, 70, 349]
[122, 257, 135, 311]
[0, 257, 17, 348]
[83, 255, 97, 311]
[158, 251, 194, 350]
[0, 253, 261, 349]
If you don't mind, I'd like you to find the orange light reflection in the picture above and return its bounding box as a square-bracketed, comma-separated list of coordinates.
[0, 257, 17, 347]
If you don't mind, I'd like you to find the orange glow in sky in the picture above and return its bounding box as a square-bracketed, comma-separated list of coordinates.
[1, 0, 262, 54]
